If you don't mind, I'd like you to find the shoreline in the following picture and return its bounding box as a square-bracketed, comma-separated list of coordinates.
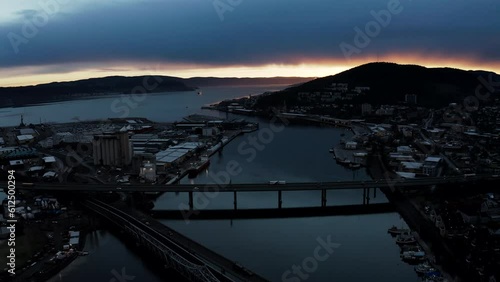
[166, 129, 244, 185]
[1, 109, 465, 281]
[0, 88, 197, 110]
[366, 153, 460, 282]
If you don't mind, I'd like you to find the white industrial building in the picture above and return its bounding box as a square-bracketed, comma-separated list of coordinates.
[17, 134, 34, 144]
[140, 161, 156, 182]
[155, 142, 202, 168]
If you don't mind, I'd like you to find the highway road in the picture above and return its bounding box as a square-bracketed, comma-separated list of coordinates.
[2, 174, 497, 193]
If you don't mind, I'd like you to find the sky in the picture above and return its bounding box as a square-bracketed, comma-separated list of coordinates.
[0, 0, 499, 87]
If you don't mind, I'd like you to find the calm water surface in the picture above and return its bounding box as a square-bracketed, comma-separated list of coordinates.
[1, 86, 417, 281]
[156, 114, 416, 282]
[0, 85, 279, 126]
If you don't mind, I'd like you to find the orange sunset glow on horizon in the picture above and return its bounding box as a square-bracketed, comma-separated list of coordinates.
[1, 1, 500, 280]
[1, 53, 499, 88]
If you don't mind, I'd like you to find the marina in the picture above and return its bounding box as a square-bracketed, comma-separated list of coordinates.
[386, 226, 452, 281]
[330, 124, 370, 168]
[332, 143, 368, 167]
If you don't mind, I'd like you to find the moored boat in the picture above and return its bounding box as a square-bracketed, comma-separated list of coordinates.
[188, 158, 210, 178]
[396, 233, 417, 245]
[423, 271, 444, 281]
[400, 244, 421, 254]
[337, 158, 351, 165]
[415, 262, 436, 274]
[388, 225, 410, 235]
[242, 122, 259, 133]
[401, 251, 426, 263]
[349, 163, 361, 169]
[396, 237, 417, 245]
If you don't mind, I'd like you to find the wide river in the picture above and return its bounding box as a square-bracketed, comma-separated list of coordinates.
[1, 86, 417, 281]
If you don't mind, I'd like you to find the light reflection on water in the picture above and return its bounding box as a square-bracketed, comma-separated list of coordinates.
[2, 85, 417, 281]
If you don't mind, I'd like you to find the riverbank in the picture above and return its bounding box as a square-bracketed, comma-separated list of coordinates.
[4, 207, 93, 282]
[366, 153, 459, 282]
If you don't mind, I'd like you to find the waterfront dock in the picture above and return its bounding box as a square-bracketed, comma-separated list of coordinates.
[206, 130, 243, 157]
[164, 129, 244, 184]
[367, 153, 461, 281]
[330, 123, 370, 167]
[333, 145, 367, 166]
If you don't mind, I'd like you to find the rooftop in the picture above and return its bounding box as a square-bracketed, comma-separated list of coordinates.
[425, 156, 443, 163]
[9, 160, 24, 166]
[401, 162, 423, 169]
[17, 134, 34, 141]
[43, 171, 57, 178]
[28, 166, 44, 172]
[43, 156, 56, 163]
[396, 172, 416, 178]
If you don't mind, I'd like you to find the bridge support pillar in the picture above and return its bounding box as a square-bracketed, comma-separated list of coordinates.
[366, 188, 370, 205]
[373, 187, 377, 199]
[233, 191, 237, 210]
[321, 189, 327, 208]
[278, 190, 282, 209]
[363, 188, 366, 205]
[188, 191, 194, 209]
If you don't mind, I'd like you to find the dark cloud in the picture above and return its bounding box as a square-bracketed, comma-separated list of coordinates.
[0, 0, 499, 71]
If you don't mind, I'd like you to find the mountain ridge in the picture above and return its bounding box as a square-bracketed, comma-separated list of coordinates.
[0, 76, 313, 108]
[255, 62, 500, 108]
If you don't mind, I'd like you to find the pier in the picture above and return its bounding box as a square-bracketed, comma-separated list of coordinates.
[206, 130, 243, 157]
[333, 146, 367, 166]
[165, 129, 244, 184]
